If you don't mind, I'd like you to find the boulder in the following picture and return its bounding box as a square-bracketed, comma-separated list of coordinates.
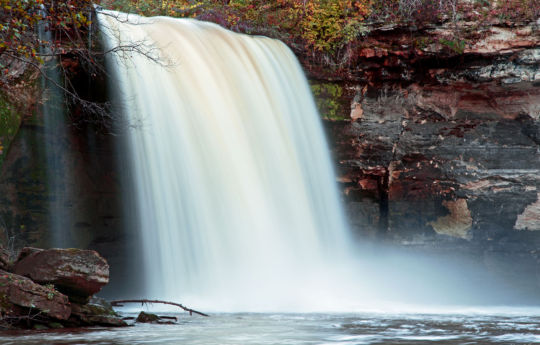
[0, 269, 71, 320]
[135, 311, 160, 323]
[13, 248, 109, 303]
[135, 311, 175, 324]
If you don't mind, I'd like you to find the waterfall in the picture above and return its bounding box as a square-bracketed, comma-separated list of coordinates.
[99, 11, 355, 311]
[38, 16, 74, 248]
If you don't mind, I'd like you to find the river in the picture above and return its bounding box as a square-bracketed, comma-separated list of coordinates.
[2, 310, 539, 344]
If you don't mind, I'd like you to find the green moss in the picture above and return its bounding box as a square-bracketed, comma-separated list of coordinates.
[438, 38, 466, 54]
[48, 322, 64, 329]
[0, 93, 23, 168]
[310, 82, 347, 120]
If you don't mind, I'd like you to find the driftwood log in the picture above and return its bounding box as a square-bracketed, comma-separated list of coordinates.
[109, 299, 209, 317]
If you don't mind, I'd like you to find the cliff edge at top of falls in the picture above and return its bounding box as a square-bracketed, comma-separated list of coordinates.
[300, 19, 540, 83]
[307, 19, 540, 296]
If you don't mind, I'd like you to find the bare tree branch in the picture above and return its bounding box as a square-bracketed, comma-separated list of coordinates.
[110, 299, 209, 317]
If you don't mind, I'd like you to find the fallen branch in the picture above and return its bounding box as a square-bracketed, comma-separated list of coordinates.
[109, 299, 209, 317]
[158, 316, 178, 321]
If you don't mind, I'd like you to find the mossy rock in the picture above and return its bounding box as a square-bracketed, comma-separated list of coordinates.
[310, 82, 349, 120]
[136, 311, 160, 323]
[32, 323, 49, 330]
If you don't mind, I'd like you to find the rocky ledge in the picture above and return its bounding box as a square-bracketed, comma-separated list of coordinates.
[0, 246, 126, 330]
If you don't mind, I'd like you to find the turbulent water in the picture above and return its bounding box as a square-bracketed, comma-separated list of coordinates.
[98, 11, 353, 311]
[2, 311, 540, 344]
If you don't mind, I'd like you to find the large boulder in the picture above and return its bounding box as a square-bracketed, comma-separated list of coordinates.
[0, 269, 71, 320]
[13, 247, 109, 303]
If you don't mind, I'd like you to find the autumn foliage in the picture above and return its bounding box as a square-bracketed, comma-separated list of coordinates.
[107, 0, 374, 52]
[2, 0, 538, 79]
[107, 0, 539, 56]
[1, 0, 538, 101]
[1, 0, 116, 139]
[0, 0, 99, 87]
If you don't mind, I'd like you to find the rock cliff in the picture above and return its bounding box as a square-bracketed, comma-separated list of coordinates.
[306, 20, 540, 296]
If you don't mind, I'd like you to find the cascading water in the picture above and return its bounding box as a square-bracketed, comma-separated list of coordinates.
[39, 16, 74, 248]
[99, 11, 358, 311]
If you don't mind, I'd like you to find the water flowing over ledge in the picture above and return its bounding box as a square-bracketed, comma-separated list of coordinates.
[96, 10, 540, 312]
[98, 10, 353, 312]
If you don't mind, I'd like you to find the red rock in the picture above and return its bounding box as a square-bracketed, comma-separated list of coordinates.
[0, 246, 10, 271]
[0, 269, 71, 320]
[359, 179, 378, 191]
[13, 248, 109, 302]
[359, 48, 376, 58]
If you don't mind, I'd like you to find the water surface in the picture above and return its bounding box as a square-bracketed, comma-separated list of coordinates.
[2, 311, 539, 344]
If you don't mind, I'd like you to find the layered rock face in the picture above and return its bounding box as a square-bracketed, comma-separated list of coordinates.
[307, 21, 540, 297]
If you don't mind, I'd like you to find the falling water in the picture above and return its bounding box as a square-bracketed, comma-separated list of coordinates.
[98, 11, 358, 311]
[39, 17, 74, 248]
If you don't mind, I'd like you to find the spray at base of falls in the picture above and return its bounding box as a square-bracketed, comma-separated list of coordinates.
[98, 11, 358, 312]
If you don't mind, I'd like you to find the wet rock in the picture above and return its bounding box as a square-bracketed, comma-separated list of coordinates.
[136, 311, 160, 323]
[0, 269, 71, 320]
[13, 248, 109, 303]
[89, 296, 117, 311]
[135, 311, 175, 324]
[69, 296, 126, 327]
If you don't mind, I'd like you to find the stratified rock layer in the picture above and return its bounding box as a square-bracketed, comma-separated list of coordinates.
[312, 21, 540, 298]
[0, 269, 71, 320]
